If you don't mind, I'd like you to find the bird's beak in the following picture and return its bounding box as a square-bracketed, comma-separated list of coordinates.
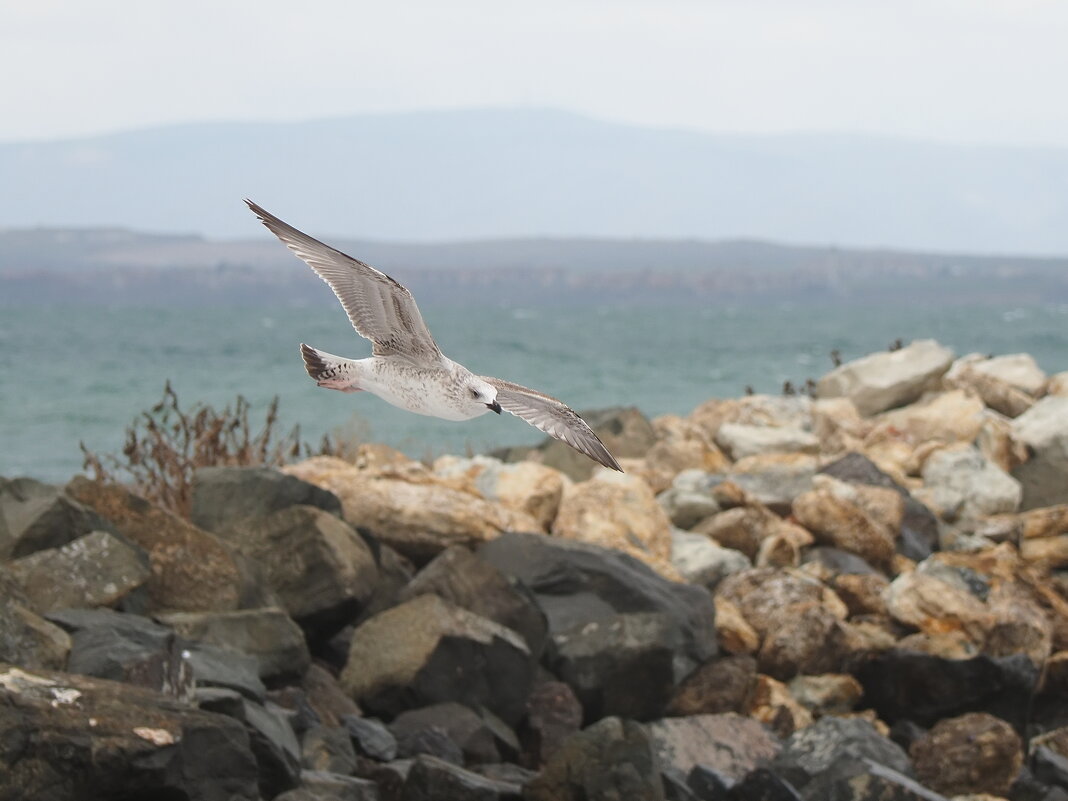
[487, 401, 502, 414]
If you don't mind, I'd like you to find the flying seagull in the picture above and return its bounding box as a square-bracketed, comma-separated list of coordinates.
[245, 200, 622, 472]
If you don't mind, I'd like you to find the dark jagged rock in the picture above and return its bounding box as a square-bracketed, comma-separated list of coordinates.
[213, 696, 303, 800]
[668, 654, 757, 716]
[551, 610, 677, 721]
[0, 477, 115, 560]
[856, 649, 1039, 730]
[302, 724, 358, 775]
[401, 754, 523, 800]
[0, 663, 260, 801]
[728, 769, 802, 801]
[474, 763, 537, 788]
[1033, 747, 1068, 791]
[156, 606, 312, 683]
[354, 758, 413, 801]
[663, 768, 701, 801]
[298, 664, 363, 728]
[800, 546, 879, 576]
[184, 643, 266, 700]
[800, 756, 949, 801]
[191, 465, 342, 532]
[344, 714, 398, 761]
[399, 545, 548, 659]
[340, 594, 534, 727]
[0, 569, 70, 670]
[819, 452, 939, 559]
[519, 680, 583, 767]
[479, 532, 716, 718]
[390, 702, 513, 766]
[394, 725, 465, 766]
[647, 714, 781, 784]
[66, 476, 246, 612]
[909, 712, 1023, 796]
[349, 541, 416, 633]
[687, 765, 735, 800]
[771, 716, 913, 791]
[523, 717, 665, 801]
[217, 505, 378, 640]
[7, 529, 151, 613]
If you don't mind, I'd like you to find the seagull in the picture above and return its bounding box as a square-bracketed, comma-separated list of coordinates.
[246, 200, 622, 472]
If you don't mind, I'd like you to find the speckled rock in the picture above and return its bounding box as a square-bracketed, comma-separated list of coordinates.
[747, 674, 813, 737]
[792, 487, 896, 568]
[1011, 397, 1068, 510]
[646, 713, 782, 783]
[670, 528, 751, 588]
[667, 654, 757, 716]
[642, 414, 730, 493]
[7, 530, 150, 613]
[714, 423, 819, 461]
[433, 455, 566, 531]
[884, 571, 992, 644]
[920, 446, 1022, 520]
[910, 712, 1022, 797]
[65, 477, 246, 613]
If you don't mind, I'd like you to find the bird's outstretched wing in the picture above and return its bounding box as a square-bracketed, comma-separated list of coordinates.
[483, 377, 622, 472]
[246, 200, 442, 364]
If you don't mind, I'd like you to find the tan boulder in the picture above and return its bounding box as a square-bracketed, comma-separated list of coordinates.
[977, 412, 1030, 474]
[1049, 372, 1068, 397]
[747, 674, 813, 737]
[811, 397, 871, 455]
[865, 389, 986, 455]
[832, 572, 891, 618]
[284, 456, 540, 561]
[1021, 536, 1068, 568]
[792, 487, 896, 568]
[1019, 506, 1068, 539]
[715, 567, 848, 640]
[714, 598, 760, 655]
[970, 353, 1048, 396]
[552, 471, 677, 577]
[715, 423, 819, 461]
[884, 571, 992, 643]
[787, 673, 863, 716]
[65, 477, 243, 613]
[693, 505, 810, 562]
[945, 356, 1036, 418]
[641, 415, 730, 492]
[434, 455, 566, 531]
[690, 395, 813, 441]
[984, 583, 1053, 665]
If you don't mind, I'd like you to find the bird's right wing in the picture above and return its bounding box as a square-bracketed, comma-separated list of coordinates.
[246, 200, 442, 364]
[483, 377, 622, 472]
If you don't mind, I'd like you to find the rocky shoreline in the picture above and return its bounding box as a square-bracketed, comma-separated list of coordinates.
[3, 339, 1068, 800]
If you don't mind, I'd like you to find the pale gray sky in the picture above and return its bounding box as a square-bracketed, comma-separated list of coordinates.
[3, 0, 1068, 146]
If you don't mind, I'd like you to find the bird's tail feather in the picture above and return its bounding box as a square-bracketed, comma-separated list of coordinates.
[299, 343, 362, 392]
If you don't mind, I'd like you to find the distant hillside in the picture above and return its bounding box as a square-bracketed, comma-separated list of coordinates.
[2, 109, 1068, 253]
[2, 225, 1066, 306]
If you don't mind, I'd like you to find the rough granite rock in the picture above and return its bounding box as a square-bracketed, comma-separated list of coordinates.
[552, 471, 676, 577]
[714, 423, 819, 461]
[883, 570, 992, 644]
[801, 756, 949, 801]
[690, 395, 813, 441]
[523, 717, 665, 801]
[668, 654, 757, 716]
[647, 713, 781, 782]
[283, 457, 541, 562]
[0, 663, 260, 801]
[340, 594, 534, 726]
[7, 529, 150, 613]
[0, 477, 115, 560]
[693, 505, 811, 563]
[792, 486, 896, 568]
[920, 446, 1022, 520]
[771, 716, 913, 790]
[398, 545, 548, 659]
[670, 528, 751, 588]
[0, 570, 72, 670]
[1012, 396, 1068, 510]
[65, 476, 245, 613]
[433, 455, 566, 531]
[816, 339, 955, 416]
[520, 680, 584, 768]
[401, 754, 524, 800]
[191, 465, 343, 532]
[910, 712, 1022, 797]
[217, 504, 378, 637]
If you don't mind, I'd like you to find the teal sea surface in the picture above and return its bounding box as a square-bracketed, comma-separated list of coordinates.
[3, 301, 1068, 482]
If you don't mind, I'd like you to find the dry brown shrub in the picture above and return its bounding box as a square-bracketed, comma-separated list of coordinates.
[81, 381, 347, 519]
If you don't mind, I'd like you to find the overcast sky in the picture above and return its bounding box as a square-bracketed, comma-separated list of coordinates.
[3, 0, 1068, 147]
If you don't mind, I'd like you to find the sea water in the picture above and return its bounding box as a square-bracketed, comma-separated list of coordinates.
[3, 300, 1067, 482]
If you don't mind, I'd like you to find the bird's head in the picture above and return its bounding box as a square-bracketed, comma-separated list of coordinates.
[466, 379, 501, 414]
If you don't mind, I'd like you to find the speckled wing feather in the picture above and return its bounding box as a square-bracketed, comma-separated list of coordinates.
[246, 200, 442, 364]
[483, 377, 622, 471]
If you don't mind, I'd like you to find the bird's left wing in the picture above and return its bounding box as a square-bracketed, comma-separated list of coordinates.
[483, 377, 622, 472]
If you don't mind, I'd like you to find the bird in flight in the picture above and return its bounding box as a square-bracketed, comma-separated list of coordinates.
[246, 200, 622, 472]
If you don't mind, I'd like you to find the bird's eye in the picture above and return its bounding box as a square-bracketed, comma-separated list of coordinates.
[470, 388, 480, 399]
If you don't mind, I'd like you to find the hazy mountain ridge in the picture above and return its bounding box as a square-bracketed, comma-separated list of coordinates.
[3, 108, 1068, 253]
[3, 224, 1067, 307]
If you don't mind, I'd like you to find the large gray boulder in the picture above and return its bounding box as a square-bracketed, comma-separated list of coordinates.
[1012, 396, 1068, 509]
[191, 465, 342, 532]
[340, 594, 534, 726]
[218, 505, 378, 638]
[920, 446, 1022, 519]
[816, 339, 954, 416]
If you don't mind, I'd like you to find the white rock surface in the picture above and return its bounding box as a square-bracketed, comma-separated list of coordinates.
[921, 446, 1022, 519]
[970, 353, 1048, 396]
[817, 339, 955, 416]
[714, 423, 819, 460]
[670, 528, 751, 587]
[1011, 397, 1068, 509]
